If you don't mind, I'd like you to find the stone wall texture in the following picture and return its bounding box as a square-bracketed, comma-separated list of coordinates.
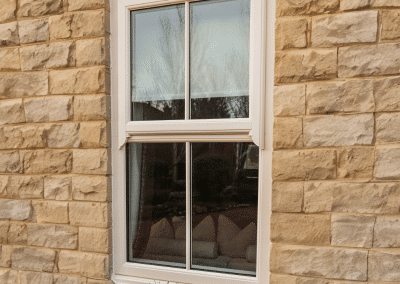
[0, 0, 111, 283]
[273, 0, 400, 283]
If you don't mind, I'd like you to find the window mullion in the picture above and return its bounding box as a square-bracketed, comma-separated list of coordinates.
[185, 142, 192, 270]
[185, 1, 190, 120]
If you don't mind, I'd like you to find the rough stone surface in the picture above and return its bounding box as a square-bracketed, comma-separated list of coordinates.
[272, 182, 303, 213]
[0, 269, 18, 284]
[27, 224, 78, 249]
[0, 221, 9, 243]
[306, 80, 374, 114]
[312, 11, 377, 47]
[302, 182, 334, 213]
[0, 199, 31, 220]
[337, 147, 374, 179]
[275, 18, 307, 50]
[25, 97, 73, 123]
[270, 244, 368, 280]
[273, 85, 305, 116]
[375, 146, 400, 180]
[73, 176, 108, 201]
[19, 19, 49, 44]
[0, 72, 48, 99]
[0, 245, 12, 267]
[374, 76, 400, 112]
[69, 202, 108, 228]
[46, 123, 80, 148]
[72, 149, 109, 175]
[376, 113, 400, 143]
[0, 22, 19, 47]
[275, 49, 337, 83]
[0, 0, 17, 24]
[303, 114, 374, 147]
[12, 247, 55, 272]
[58, 250, 109, 278]
[19, 271, 53, 284]
[371, 0, 400, 7]
[0, 125, 47, 149]
[18, 0, 63, 17]
[74, 95, 109, 121]
[270, 274, 334, 284]
[44, 176, 72, 200]
[0, 99, 25, 125]
[8, 222, 27, 244]
[331, 215, 375, 248]
[79, 227, 110, 253]
[21, 150, 72, 174]
[0, 48, 20, 71]
[53, 274, 86, 284]
[369, 250, 400, 281]
[10, 176, 43, 199]
[381, 11, 400, 40]
[68, 0, 105, 11]
[0, 151, 21, 173]
[76, 38, 106, 66]
[79, 122, 108, 148]
[340, 0, 369, 10]
[276, 0, 339, 17]
[33, 201, 69, 223]
[273, 117, 303, 149]
[374, 217, 400, 248]
[273, 149, 336, 181]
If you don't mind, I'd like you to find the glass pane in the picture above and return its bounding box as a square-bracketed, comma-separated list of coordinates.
[127, 143, 187, 268]
[190, 0, 250, 119]
[131, 5, 185, 121]
[191, 142, 258, 276]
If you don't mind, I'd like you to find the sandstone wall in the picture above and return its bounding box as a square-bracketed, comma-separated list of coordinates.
[272, 0, 400, 283]
[0, 0, 111, 283]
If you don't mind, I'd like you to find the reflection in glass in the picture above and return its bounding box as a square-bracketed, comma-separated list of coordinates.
[127, 143, 186, 267]
[131, 5, 185, 121]
[190, 0, 250, 119]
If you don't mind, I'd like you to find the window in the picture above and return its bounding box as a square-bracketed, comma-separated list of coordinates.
[112, 0, 272, 283]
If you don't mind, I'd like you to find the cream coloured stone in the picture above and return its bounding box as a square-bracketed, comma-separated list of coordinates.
[0, 151, 21, 173]
[381, 11, 400, 40]
[276, 0, 339, 17]
[0, 72, 48, 99]
[312, 11, 377, 47]
[275, 49, 337, 83]
[79, 227, 110, 253]
[53, 274, 86, 284]
[7, 222, 27, 244]
[46, 123, 80, 148]
[73, 176, 108, 202]
[272, 182, 303, 213]
[270, 244, 367, 281]
[371, 0, 400, 6]
[50, 67, 105, 94]
[338, 147, 374, 179]
[12, 246, 55, 272]
[69, 202, 108, 228]
[87, 280, 113, 284]
[304, 182, 335, 213]
[33, 201, 68, 223]
[339, 43, 400, 78]
[76, 38, 106, 66]
[273, 149, 336, 181]
[376, 113, 400, 143]
[0, 176, 16, 198]
[0, 199, 31, 220]
[21, 150, 72, 174]
[273, 85, 305, 116]
[9, 176, 44, 199]
[306, 80, 374, 114]
[58, 250, 109, 278]
[0, 221, 9, 243]
[49, 14, 72, 39]
[271, 213, 330, 245]
[20, 42, 75, 71]
[68, 0, 105, 11]
[273, 117, 303, 149]
[0, 125, 47, 149]
[275, 18, 307, 50]
[369, 250, 400, 281]
[374, 217, 400, 248]
[0, 22, 19, 47]
[80, 122, 108, 148]
[340, 0, 369, 10]
[331, 215, 375, 248]
[375, 146, 400, 180]
[19, 271, 53, 284]
[19, 19, 49, 44]
[0, 99, 25, 125]
[270, 274, 334, 284]
[0, 0, 16, 24]
[18, 0, 63, 17]
[303, 114, 374, 147]
[73, 149, 109, 175]
[44, 176, 71, 200]
[74, 95, 109, 121]
[24, 97, 73, 123]
[27, 224, 78, 249]
[0, 269, 18, 284]
[0, 245, 12, 267]
[374, 76, 400, 112]
[0, 48, 20, 71]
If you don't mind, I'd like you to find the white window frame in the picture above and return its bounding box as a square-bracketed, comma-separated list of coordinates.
[110, 0, 275, 282]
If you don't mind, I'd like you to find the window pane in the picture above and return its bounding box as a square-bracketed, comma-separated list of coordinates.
[131, 5, 185, 121]
[191, 142, 258, 276]
[127, 143, 186, 268]
[190, 0, 250, 119]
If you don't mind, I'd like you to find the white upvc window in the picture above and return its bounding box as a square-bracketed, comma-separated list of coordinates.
[111, 0, 274, 282]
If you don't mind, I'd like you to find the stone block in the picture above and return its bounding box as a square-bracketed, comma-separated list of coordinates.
[340, 0, 369, 10]
[76, 38, 106, 66]
[58, 250, 109, 278]
[72, 149, 109, 175]
[272, 182, 303, 213]
[87, 280, 113, 284]
[18, 0, 63, 17]
[374, 217, 400, 248]
[374, 76, 400, 112]
[27, 224, 78, 249]
[44, 176, 72, 200]
[21, 149, 72, 174]
[79, 227, 110, 253]
[7, 222, 27, 244]
[331, 215, 375, 248]
[339, 43, 400, 78]
[371, 0, 400, 7]
[303, 114, 374, 147]
[0, 0, 16, 24]
[273, 117, 303, 149]
[270, 244, 367, 280]
[0, 151, 21, 173]
[20, 42, 75, 71]
[0, 269, 18, 284]
[0, 176, 13, 198]
[69, 202, 108, 228]
[19, 271, 53, 284]
[0, 245, 12, 267]
[0, 125, 47, 149]
[68, 0, 105, 11]
[0, 99, 25, 125]
[50, 67, 105, 94]
[312, 11, 377, 47]
[10, 176, 44, 199]
[273, 149, 336, 181]
[46, 123, 81, 148]
[24, 97, 73, 123]
[0, 48, 20, 71]
[0, 199, 31, 220]
[306, 80, 374, 114]
[303, 182, 335, 213]
[369, 250, 400, 281]
[271, 213, 330, 245]
[275, 18, 307, 50]
[80, 122, 108, 148]
[338, 147, 374, 179]
[72, 176, 108, 202]
[0, 72, 48, 99]
[0, 22, 19, 47]
[276, 0, 339, 17]
[270, 274, 334, 284]
[33, 201, 68, 223]
[377, 113, 400, 143]
[0, 221, 9, 243]
[382, 11, 400, 40]
[74, 95, 109, 121]
[275, 49, 337, 83]
[12, 246, 55, 272]
[18, 19, 49, 44]
[53, 274, 86, 284]
[273, 85, 305, 116]
[375, 146, 400, 180]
